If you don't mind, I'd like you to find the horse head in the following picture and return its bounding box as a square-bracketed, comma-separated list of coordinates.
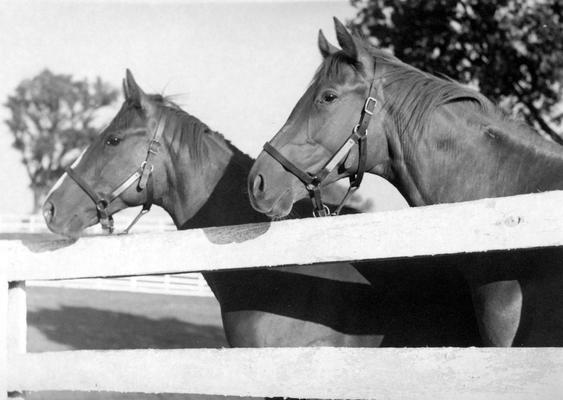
[248, 18, 390, 218]
[42, 70, 171, 237]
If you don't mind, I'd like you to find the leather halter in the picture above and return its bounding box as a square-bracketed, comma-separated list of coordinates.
[263, 68, 378, 217]
[65, 111, 166, 234]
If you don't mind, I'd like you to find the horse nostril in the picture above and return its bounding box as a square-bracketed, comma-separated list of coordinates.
[253, 174, 265, 194]
[43, 201, 55, 224]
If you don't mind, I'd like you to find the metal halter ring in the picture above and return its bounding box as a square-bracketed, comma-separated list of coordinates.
[140, 161, 154, 172]
[96, 200, 109, 211]
[313, 204, 331, 218]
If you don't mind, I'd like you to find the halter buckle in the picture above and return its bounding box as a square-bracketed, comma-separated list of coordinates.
[364, 97, 377, 115]
[147, 139, 160, 155]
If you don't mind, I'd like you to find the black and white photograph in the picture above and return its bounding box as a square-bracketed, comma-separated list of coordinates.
[1, 0, 562, 399]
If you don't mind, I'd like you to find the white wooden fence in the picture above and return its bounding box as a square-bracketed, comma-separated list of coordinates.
[1, 212, 214, 297]
[30, 274, 213, 297]
[2, 191, 563, 399]
[0, 211, 176, 234]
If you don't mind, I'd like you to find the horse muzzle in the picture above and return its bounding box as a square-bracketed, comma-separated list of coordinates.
[248, 164, 298, 219]
[42, 199, 97, 238]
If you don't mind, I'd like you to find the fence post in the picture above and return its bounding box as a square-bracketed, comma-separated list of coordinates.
[0, 276, 8, 400]
[7, 282, 26, 400]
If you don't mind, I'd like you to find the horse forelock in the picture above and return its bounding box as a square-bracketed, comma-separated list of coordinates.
[314, 52, 362, 83]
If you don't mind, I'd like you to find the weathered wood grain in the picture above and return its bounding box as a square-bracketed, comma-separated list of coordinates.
[8, 347, 563, 399]
[3, 191, 562, 281]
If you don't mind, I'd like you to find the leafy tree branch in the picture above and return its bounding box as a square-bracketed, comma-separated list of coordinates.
[4, 69, 118, 213]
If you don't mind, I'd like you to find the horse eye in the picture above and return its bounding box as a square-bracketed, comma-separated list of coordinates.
[105, 136, 121, 146]
[321, 92, 338, 103]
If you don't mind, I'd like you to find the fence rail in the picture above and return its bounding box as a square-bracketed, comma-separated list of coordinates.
[29, 274, 213, 297]
[2, 191, 563, 399]
[8, 348, 563, 400]
[4, 191, 563, 281]
[1, 213, 213, 297]
[0, 211, 176, 234]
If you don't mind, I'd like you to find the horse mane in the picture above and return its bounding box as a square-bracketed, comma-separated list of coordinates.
[148, 95, 251, 167]
[315, 39, 528, 142]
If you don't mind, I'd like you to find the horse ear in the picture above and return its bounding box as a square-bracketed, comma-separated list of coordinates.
[124, 69, 154, 113]
[124, 69, 145, 105]
[318, 29, 338, 58]
[122, 78, 130, 100]
[333, 17, 357, 60]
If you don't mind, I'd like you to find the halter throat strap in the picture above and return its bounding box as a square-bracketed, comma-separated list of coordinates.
[263, 67, 378, 217]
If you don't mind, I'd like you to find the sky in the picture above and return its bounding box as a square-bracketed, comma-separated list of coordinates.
[0, 0, 406, 216]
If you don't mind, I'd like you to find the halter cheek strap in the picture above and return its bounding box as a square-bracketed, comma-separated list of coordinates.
[139, 114, 166, 190]
[65, 111, 165, 234]
[263, 66, 378, 217]
[263, 142, 330, 216]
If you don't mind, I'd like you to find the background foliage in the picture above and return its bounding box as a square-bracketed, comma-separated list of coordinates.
[350, 0, 563, 144]
[4, 70, 118, 212]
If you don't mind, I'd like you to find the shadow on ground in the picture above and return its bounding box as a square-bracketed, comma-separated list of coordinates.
[28, 305, 228, 350]
[24, 288, 250, 400]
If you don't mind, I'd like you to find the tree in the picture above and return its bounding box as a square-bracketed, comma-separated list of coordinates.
[350, 0, 563, 144]
[4, 69, 119, 213]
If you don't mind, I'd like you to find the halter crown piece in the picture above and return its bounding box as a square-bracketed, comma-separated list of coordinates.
[65, 111, 166, 234]
[263, 63, 378, 217]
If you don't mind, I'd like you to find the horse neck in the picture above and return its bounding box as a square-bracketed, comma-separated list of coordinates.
[155, 119, 269, 300]
[158, 123, 267, 229]
[388, 103, 563, 205]
[177, 147, 269, 230]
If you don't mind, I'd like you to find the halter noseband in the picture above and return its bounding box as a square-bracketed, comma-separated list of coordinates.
[65, 112, 166, 234]
[263, 68, 378, 217]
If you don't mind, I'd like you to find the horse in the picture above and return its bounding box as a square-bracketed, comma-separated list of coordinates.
[247, 18, 563, 347]
[42, 70, 480, 349]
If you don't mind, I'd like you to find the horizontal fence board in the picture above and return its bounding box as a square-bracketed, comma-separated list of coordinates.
[8, 347, 563, 399]
[27, 271, 214, 296]
[3, 191, 563, 281]
[28, 277, 213, 297]
[0, 212, 176, 234]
